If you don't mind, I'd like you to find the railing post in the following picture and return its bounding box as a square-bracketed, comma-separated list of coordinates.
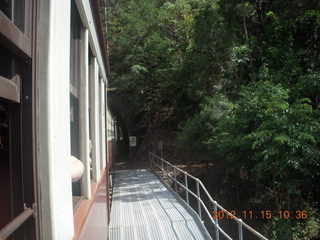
[165, 162, 168, 181]
[173, 168, 177, 192]
[150, 152, 152, 170]
[238, 219, 243, 240]
[214, 201, 219, 240]
[167, 162, 170, 183]
[149, 152, 267, 240]
[161, 160, 164, 178]
[196, 180, 202, 220]
[184, 172, 189, 204]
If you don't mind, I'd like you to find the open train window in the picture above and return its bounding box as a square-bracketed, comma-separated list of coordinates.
[88, 48, 94, 182]
[70, 0, 84, 207]
[0, 103, 11, 231]
[0, 0, 36, 238]
[0, 58, 36, 239]
[0, 44, 13, 79]
[0, 44, 22, 103]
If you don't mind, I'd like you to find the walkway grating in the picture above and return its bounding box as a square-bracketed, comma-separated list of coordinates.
[108, 169, 211, 240]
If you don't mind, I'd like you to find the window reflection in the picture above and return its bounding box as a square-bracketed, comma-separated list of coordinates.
[0, 0, 25, 33]
[0, 0, 12, 19]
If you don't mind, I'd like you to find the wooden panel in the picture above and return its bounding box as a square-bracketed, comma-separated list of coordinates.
[0, 10, 31, 58]
[0, 76, 20, 102]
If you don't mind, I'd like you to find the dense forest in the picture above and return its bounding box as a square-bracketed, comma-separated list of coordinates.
[103, 0, 320, 239]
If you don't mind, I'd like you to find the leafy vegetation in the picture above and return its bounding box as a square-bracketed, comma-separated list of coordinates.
[104, 0, 320, 238]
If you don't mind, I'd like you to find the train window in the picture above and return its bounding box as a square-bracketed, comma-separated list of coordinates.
[0, 103, 12, 230]
[0, 0, 26, 33]
[0, 44, 22, 103]
[0, 80, 36, 239]
[0, 44, 13, 80]
[70, 0, 82, 98]
[88, 49, 94, 182]
[0, 1, 36, 239]
[0, 0, 12, 20]
[70, 0, 83, 203]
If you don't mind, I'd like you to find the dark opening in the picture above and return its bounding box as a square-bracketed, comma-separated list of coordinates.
[0, 44, 13, 79]
[0, 0, 36, 239]
[0, 102, 12, 230]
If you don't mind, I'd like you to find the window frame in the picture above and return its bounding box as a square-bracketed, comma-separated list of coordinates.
[0, 9, 31, 59]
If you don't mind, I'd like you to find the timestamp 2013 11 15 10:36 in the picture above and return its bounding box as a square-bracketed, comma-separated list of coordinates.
[212, 210, 308, 220]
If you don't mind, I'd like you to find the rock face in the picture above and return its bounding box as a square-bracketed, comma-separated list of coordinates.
[71, 156, 84, 182]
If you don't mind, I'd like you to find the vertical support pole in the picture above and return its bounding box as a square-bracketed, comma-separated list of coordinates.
[79, 28, 91, 199]
[100, 80, 106, 170]
[156, 155, 158, 170]
[174, 168, 177, 192]
[238, 219, 243, 240]
[166, 162, 169, 182]
[149, 152, 152, 170]
[214, 201, 219, 240]
[161, 160, 164, 178]
[151, 153, 154, 171]
[196, 180, 202, 220]
[105, 88, 109, 168]
[184, 172, 189, 204]
[164, 163, 168, 182]
[90, 57, 101, 181]
[36, 0, 74, 238]
[98, 79, 102, 172]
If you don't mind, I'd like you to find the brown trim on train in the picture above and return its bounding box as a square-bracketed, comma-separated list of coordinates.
[73, 168, 108, 240]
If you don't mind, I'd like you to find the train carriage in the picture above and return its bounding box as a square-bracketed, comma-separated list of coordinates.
[0, 0, 114, 239]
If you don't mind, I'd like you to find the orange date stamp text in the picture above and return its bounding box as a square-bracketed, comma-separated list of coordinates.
[212, 210, 308, 220]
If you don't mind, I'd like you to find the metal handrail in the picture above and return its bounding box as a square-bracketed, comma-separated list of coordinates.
[0, 208, 34, 239]
[150, 152, 268, 240]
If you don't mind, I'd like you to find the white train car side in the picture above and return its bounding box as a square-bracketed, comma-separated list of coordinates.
[0, 0, 113, 239]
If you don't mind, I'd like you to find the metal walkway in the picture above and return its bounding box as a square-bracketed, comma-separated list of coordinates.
[108, 169, 211, 240]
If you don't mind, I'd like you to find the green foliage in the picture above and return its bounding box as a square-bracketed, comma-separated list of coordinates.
[177, 94, 232, 159]
[219, 81, 320, 200]
[266, 206, 320, 240]
[105, 0, 320, 237]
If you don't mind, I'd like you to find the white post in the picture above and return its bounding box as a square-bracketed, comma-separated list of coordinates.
[36, 1, 74, 239]
[90, 57, 101, 181]
[185, 173, 189, 204]
[106, 104, 110, 166]
[79, 28, 91, 199]
[196, 181, 202, 220]
[100, 80, 107, 169]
